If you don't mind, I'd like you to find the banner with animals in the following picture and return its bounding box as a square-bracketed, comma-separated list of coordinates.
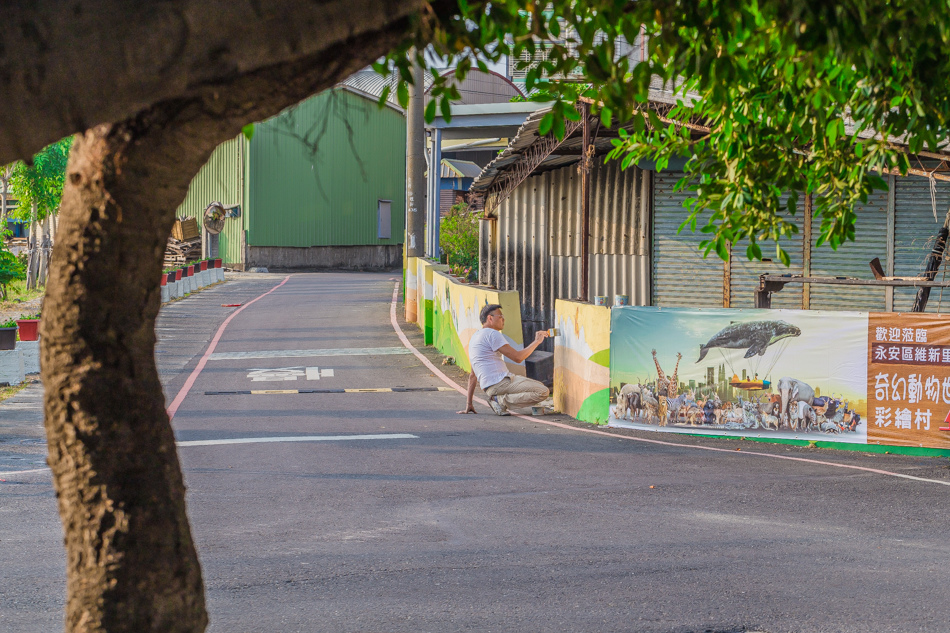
[608, 307, 869, 444]
[866, 313, 950, 449]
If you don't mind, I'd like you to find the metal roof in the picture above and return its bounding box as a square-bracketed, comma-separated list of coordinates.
[441, 158, 483, 179]
[470, 74, 950, 197]
[337, 69, 435, 109]
[470, 77, 694, 195]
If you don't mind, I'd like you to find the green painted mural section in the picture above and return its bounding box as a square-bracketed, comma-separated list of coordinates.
[248, 89, 406, 247]
[589, 349, 610, 368]
[576, 388, 610, 424]
[433, 300, 471, 373]
[424, 298, 435, 345]
[732, 436, 950, 457]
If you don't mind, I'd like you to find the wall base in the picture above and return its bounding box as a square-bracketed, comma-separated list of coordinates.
[18, 341, 39, 374]
[248, 245, 402, 270]
[0, 349, 25, 385]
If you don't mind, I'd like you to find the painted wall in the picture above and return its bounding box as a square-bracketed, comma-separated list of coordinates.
[405, 257, 419, 323]
[416, 259, 451, 344]
[553, 300, 611, 423]
[432, 271, 525, 375]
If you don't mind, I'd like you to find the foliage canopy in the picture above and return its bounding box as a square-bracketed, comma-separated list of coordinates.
[9, 136, 73, 221]
[440, 202, 480, 278]
[382, 0, 950, 261]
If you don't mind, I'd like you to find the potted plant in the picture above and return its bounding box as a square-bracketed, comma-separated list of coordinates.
[16, 312, 40, 342]
[214, 258, 222, 269]
[0, 318, 17, 350]
[175, 268, 183, 282]
[198, 259, 208, 272]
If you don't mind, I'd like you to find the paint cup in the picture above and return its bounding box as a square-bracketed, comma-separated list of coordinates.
[614, 294, 629, 307]
[594, 296, 608, 306]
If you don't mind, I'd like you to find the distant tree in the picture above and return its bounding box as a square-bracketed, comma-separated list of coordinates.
[8, 137, 71, 288]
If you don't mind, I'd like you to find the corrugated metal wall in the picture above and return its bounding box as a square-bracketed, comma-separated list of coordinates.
[175, 136, 247, 266]
[247, 89, 406, 247]
[729, 195, 804, 309]
[490, 161, 649, 340]
[809, 190, 888, 311]
[893, 174, 950, 312]
[653, 170, 726, 307]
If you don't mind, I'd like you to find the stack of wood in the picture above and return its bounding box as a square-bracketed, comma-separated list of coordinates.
[163, 218, 201, 267]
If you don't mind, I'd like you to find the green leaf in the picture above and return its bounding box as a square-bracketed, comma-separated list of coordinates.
[538, 112, 554, 137]
[241, 123, 254, 141]
[553, 112, 565, 139]
[440, 96, 453, 124]
[397, 82, 409, 109]
[826, 119, 839, 145]
[425, 98, 437, 123]
[600, 106, 612, 128]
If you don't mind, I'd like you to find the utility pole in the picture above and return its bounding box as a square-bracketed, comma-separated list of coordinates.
[405, 55, 426, 259]
[580, 102, 592, 302]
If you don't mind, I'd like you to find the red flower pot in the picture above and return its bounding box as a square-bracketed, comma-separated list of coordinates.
[175, 269, 183, 281]
[16, 319, 39, 342]
[186, 265, 194, 276]
[199, 260, 208, 271]
[214, 258, 222, 268]
[160, 274, 167, 287]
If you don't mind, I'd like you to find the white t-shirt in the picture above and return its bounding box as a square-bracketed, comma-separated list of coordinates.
[468, 327, 512, 389]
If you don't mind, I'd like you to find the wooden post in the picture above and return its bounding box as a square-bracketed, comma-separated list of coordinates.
[580, 103, 591, 302]
[912, 210, 950, 312]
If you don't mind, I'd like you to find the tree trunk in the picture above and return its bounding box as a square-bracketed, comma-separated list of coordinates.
[41, 18, 418, 628]
[38, 215, 50, 286]
[43, 121, 208, 632]
[26, 203, 38, 290]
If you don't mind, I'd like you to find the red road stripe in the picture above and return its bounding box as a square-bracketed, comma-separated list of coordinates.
[389, 283, 950, 488]
[166, 275, 292, 420]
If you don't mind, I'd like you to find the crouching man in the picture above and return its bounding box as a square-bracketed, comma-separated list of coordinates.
[458, 303, 549, 416]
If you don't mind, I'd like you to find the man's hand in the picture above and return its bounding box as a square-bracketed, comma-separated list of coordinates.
[457, 404, 477, 414]
[534, 330, 549, 344]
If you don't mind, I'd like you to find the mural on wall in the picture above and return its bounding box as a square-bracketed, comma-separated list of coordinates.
[553, 300, 611, 423]
[432, 272, 525, 376]
[416, 259, 450, 345]
[867, 313, 950, 449]
[609, 307, 868, 443]
[405, 257, 419, 324]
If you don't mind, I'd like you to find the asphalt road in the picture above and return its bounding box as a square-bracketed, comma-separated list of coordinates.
[4, 271, 950, 633]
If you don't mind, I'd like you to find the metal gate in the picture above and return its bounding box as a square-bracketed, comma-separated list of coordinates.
[729, 195, 804, 309]
[652, 171, 725, 307]
[809, 189, 889, 311]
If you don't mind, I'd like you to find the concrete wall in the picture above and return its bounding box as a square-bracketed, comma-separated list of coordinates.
[415, 259, 450, 344]
[432, 271, 525, 376]
[553, 299, 611, 423]
[247, 245, 402, 270]
[405, 257, 420, 323]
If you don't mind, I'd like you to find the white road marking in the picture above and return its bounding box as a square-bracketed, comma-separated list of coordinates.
[247, 367, 306, 381]
[0, 434, 418, 476]
[210, 347, 410, 361]
[306, 367, 334, 380]
[0, 467, 49, 477]
[177, 433, 417, 447]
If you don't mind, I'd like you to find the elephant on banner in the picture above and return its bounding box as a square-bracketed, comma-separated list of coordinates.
[777, 376, 816, 430]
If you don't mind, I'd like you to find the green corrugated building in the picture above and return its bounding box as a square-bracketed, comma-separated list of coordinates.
[176, 86, 406, 269]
